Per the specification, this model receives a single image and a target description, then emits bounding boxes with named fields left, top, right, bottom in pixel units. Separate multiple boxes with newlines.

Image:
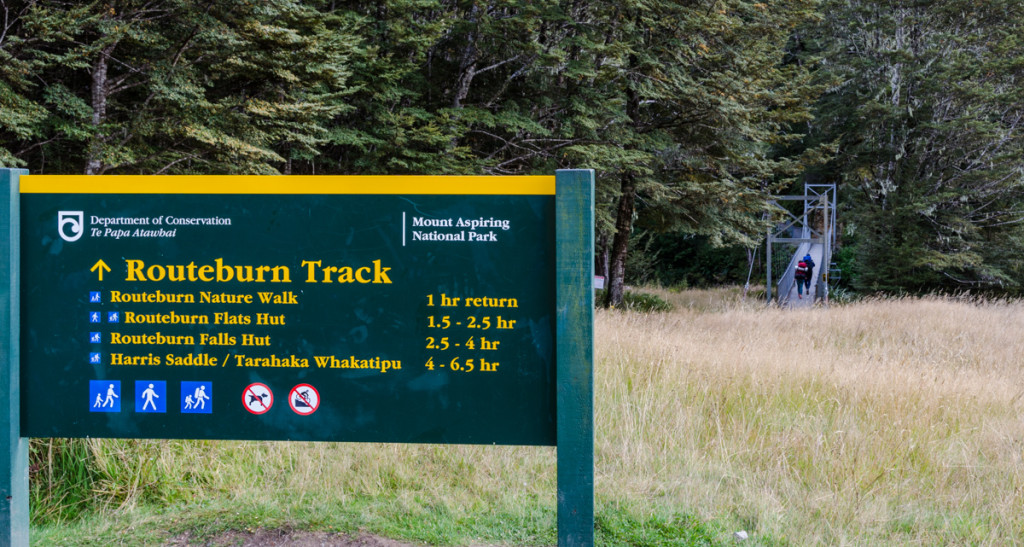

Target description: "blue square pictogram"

left=107, top=311, right=120, bottom=323
left=135, top=381, right=166, bottom=413
left=89, top=352, right=101, bottom=364
left=181, top=381, right=213, bottom=414
left=90, top=380, right=121, bottom=412
left=90, top=291, right=101, bottom=303
left=89, top=311, right=101, bottom=323
left=90, top=332, right=102, bottom=343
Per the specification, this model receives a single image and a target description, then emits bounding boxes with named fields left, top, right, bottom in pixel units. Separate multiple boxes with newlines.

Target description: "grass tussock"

left=597, top=289, right=1024, bottom=544
left=31, top=289, right=1024, bottom=545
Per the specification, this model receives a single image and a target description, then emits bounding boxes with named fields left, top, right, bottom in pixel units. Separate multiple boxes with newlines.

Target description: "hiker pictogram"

left=181, top=381, right=213, bottom=414
left=135, top=380, right=166, bottom=413
left=90, top=380, right=121, bottom=412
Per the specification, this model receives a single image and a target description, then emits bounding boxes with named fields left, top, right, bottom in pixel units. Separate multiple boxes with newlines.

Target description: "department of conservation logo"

left=58, top=211, right=84, bottom=242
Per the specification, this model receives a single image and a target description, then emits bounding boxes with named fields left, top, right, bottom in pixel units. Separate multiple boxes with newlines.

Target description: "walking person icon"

left=135, top=381, right=166, bottom=413
left=193, top=385, right=210, bottom=410
left=90, top=380, right=121, bottom=412
left=181, top=381, right=212, bottom=414
left=104, top=383, right=119, bottom=407
left=141, top=383, right=159, bottom=410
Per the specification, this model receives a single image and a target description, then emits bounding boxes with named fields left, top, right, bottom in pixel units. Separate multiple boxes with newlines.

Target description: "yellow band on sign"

left=20, top=175, right=556, bottom=195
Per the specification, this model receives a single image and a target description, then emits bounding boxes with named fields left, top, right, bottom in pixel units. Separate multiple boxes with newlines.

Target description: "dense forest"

left=2, top=0, right=1023, bottom=299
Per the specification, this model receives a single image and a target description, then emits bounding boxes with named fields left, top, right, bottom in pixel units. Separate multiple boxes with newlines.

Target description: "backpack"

left=795, top=261, right=808, bottom=278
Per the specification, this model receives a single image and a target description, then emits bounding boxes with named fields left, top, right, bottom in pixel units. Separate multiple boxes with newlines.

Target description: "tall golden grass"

left=597, top=288, right=1024, bottom=544
left=33, top=289, right=1024, bottom=545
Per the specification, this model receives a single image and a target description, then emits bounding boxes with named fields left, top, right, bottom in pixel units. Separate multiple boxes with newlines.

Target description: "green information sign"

left=20, top=175, right=557, bottom=445
left=4, top=170, right=593, bottom=546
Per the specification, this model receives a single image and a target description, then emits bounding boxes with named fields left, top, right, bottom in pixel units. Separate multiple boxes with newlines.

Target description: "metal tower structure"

left=766, top=184, right=836, bottom=306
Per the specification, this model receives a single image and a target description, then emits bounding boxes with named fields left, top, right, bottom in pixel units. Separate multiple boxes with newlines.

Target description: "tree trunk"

left=596, top=233, right=609, bottom=279
left=604, top=172, right=636, bottom=308
left=453, top=4, right=480, bottom=109
left=86, top=45, right=115, bottom=175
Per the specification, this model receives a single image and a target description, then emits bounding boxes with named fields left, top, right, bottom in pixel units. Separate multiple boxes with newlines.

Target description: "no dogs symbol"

left=243, top=383, right=273, bottom=414
left=289, top=384, right=320, bottom=416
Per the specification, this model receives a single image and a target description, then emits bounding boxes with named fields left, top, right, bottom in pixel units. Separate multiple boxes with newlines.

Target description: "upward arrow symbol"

left=90, top=260, right=111, bottom=281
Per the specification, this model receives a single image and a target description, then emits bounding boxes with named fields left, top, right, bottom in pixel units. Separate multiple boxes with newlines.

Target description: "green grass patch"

left=33, top=496, right=742, bottom=546
left=594, top=506, right=722, bottom=546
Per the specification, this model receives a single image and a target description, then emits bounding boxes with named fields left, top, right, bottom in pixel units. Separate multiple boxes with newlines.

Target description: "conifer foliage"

left=810, top=0, right=1024, bottom=291
left=1, top=0, right=357, bottom=174
left=3, top=1, right=1023, bottom=293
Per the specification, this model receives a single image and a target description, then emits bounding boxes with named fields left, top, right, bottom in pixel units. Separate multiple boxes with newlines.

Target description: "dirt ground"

left=168, top=529, right=425, bottom=547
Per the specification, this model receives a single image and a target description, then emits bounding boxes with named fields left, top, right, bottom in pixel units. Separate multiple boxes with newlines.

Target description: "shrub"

left=595, top=289, right=674, bottom=312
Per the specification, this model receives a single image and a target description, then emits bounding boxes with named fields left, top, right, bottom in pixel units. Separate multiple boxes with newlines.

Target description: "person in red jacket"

left=794, top=260, right=808, bottom=299
left=802, top=253, right=816, bottom=294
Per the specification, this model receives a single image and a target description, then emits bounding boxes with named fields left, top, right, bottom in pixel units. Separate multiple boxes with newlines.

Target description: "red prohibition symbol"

left=243, top=383, right=273, bottom=414
left=289, top=383, right=320, bottom=415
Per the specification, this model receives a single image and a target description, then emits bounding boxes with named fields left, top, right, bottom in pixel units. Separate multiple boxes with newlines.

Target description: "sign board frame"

left=0, top=168, right=593, bottom=546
